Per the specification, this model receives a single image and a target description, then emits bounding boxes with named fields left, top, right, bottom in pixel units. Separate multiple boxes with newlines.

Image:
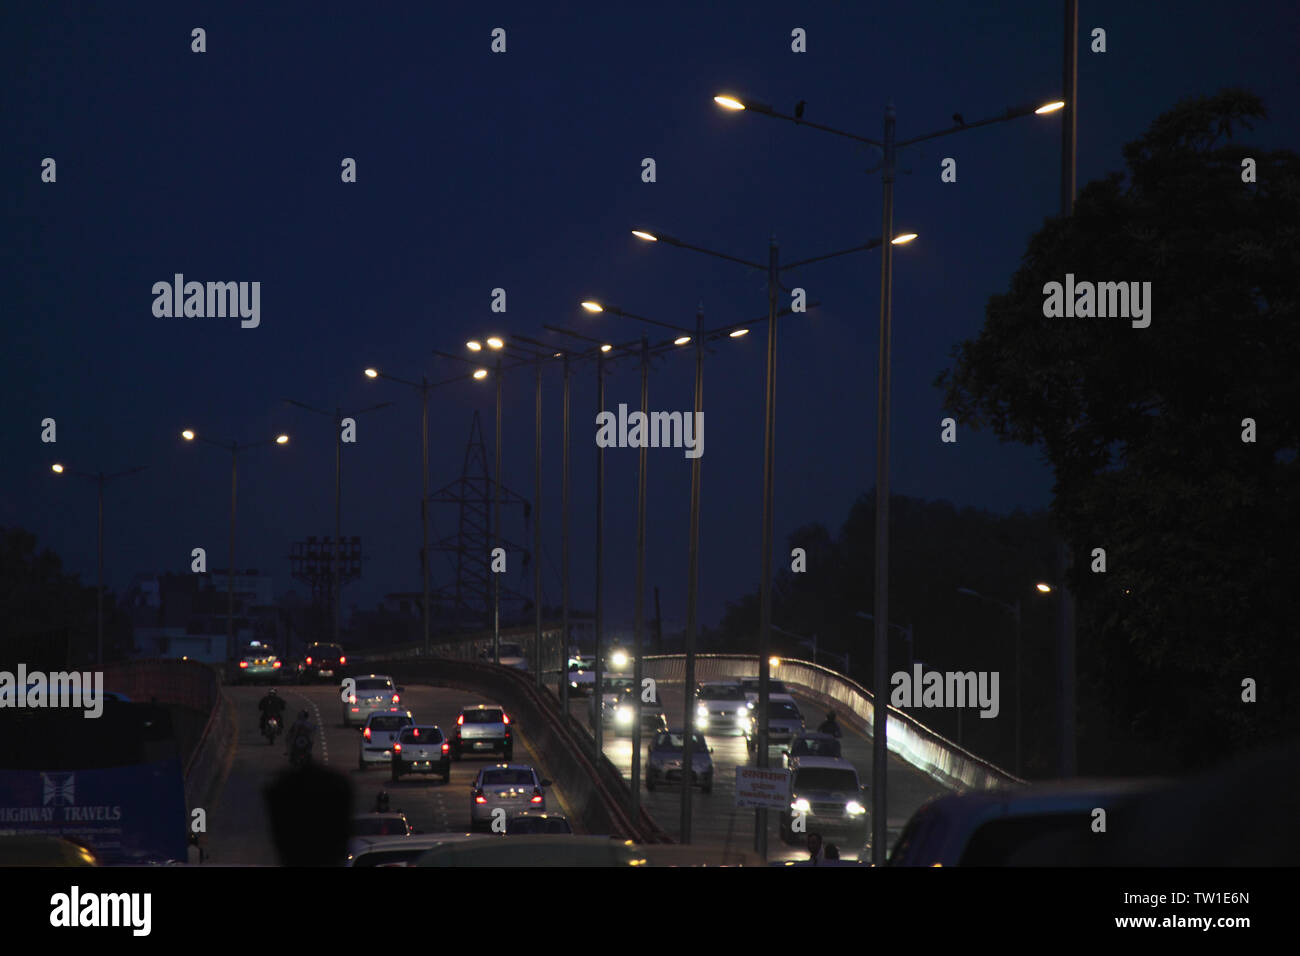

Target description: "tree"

left=936, top=90, right=1300, bottom=772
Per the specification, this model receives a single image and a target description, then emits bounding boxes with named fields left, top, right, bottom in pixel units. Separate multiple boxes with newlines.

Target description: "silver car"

left=470, top=764, right=552, bottom=833
left=745, top=698, right=806, bottom=754
left=646, top=730, right=714, bottom=793
left=694, top=681, right=750, bottom=735
left=342, top=674, right=402, bottom=728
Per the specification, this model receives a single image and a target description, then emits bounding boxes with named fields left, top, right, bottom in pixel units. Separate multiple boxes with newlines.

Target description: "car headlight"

left=791, top=798, right=811, bottom=813
left=735, top=712, right=749, bottom=724
left=696, top=704, right=708, bottom=718
left=746, top=700, right=755, bottom=709
left=615, top=707, right=633, bottom=725
left=846, top=800, right=866, bottom=815
left=611, top=651, right=629, bottom=669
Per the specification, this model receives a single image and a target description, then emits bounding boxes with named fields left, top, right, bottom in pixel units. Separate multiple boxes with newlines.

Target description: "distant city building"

left=124, top=568, right=277, bottom=662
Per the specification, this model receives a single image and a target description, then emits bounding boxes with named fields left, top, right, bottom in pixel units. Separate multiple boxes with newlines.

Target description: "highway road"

left=572, top=683, right=952, bottom=863
left=205, top=681, right=577, bottom=865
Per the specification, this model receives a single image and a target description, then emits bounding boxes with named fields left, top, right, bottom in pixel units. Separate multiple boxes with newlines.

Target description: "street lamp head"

left=1035, top=100, right=1066, bottom=114
left=473, top=368, right=489, bottom=380
left=182, top=429, right=195, bottom=441
left=275, top=434, right=289, bottom=445
left=466, top=340, right=483, bottom=351
left=891, top=233, right=918, bottom=245
left=769, top=656, right=780, bottom=668
left=52, top=463, right=64, bottom=473
left=631, top=230, right=658, bottom=242
left=714, top=94, right=746, bottom=111
left=600, top=343, right=613, bottom=352
left=673, top=336, right=691, bottom=346
left=486, top=337, right=504, bottom=350
left=1036, top=582, right=1053, bottom=593
left=581, top=301, right=604, bottom=313
left=364, top=367, right=379, bottom=378
left=728, top=328, right=749, bottom=338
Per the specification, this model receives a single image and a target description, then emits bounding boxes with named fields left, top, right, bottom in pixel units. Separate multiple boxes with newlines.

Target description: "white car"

left=470, top=764, right=551, bottom=832
left=342, top=674, right=402, bottom=727
left=646, top=729, right=714, bottom=793
left=694, top=681, right=751, bottom=735
left=358, top=711, right=414, bottom=769
left=781, top=756, right=869, bottom=848
left=346, top=833, right=476, bottom=867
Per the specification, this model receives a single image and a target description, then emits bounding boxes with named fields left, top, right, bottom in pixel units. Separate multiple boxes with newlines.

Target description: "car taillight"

left=457, top=715, right=464, bottom=725
left=239, top=661, right=248, bottom=668
left=473, top=790, right=486, bottom=804
left=392, top=694, right=400, bottom=703
left=530, top=789, right=543, bottom=804
left=363, top=727, right=371, bottom=740
left=393, top=742, right=401, bottom=753
left=348, top=693, right=356, bottom=703
left=502, top=713, right=510, bottom=725
left=441, top=742, right=449, bottom=753
left=339, top=657, right=346, bottom=665
left=273, top=661, right=281, bottom=668
left=305, top=656, right=312, bottom=665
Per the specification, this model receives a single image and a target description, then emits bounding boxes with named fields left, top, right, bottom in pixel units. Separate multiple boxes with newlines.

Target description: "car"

left=781, top=756, right=870, bottom=848
left=566, top=655, right=598, bottom=696
left=694, top=681, right=750, bottom=735
left=478, top=641, right=528, bottom=670
left=358, top=711, right=415, bottom=770
left=646, top=729, right=714, bottom=793
left=0, top=835, right=100, bottom=867
left=738, top=677, right=797, bottom=707
left=296, top=642, right=347, bottom=683
left=783, top=731, right=843, bottom=768
left=416, top=834, right=645, bottom=867
left=235, top=642, right=282, bottom=684
left=470, top=764, right=551, bottom=832
left=391, top=724, right=451, bottom=783
left=341, top=674, right=402, bottom=727
left=885, top=779, right=1164, bottom=867
left=744, top=698, right=806, bottom=754
left=589, top=675, right=635, bottom=727
left=610, top=694, right=668, bottom=737
left=504, top=812, right=572, bottom=835
left=451, top=704, right=513, bottom=761
left=346, top=813, right=415, bottom=860
left=345, top=833, right=477, bottom=867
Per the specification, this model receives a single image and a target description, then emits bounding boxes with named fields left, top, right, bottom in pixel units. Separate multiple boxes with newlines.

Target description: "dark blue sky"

left=4, top=2, right=1297, bottom=634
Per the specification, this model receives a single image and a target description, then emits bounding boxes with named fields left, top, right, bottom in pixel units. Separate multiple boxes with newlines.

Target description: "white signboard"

left=733, top=766, right=791, bottom=811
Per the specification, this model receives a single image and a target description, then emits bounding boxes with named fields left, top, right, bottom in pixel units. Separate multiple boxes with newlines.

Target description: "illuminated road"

left=205, top=681, right=576, bottom=864
left=572, top=683, right=952, bottom=863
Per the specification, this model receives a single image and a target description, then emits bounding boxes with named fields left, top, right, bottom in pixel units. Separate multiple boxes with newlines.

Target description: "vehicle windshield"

left=482, top=770, right=536, bottom=786
left=309, top=645, right=343, bottom=658
left=356, top=678, right=393, bottom=693
left=698, top=684, right=746, bottom=701
left=568, top=657, right=595, bottom=670
left=794, top=768, right=859, bottom=792
left=462, top=709, right=504, bottom=724
left=794, top=737, right=841, bottom=757
left=653, top=732, right=708, bottom=752
left=351, top=816, right=408, bottom=836
left=368, top=715, right=412, bottom=732
left=399, top=727, right=442, bottom=744
left=769, top=701, right=802, bottom=719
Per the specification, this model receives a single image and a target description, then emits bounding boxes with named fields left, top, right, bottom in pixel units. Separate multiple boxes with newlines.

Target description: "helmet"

left=268, top=688, right=278, bottom=696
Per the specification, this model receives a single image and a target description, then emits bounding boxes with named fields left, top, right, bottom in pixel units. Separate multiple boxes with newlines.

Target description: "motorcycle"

left=288, top=733, right=313, bottom=768
left=263, top=714, right=282, bottom=745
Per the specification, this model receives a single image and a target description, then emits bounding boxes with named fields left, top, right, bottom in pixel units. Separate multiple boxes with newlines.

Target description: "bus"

left=0, top=699, right=188, bottom=864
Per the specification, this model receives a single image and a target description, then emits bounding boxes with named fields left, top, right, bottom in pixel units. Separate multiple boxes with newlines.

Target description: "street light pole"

left=631, top=334, right=650, bottom=818
left=229, top=445, right=238, bottom=652
left=96, top=476, right=104, bottom=666
left=421, top=380, right=430, bottom=654
left=561, top=353, right=571, bottom=709
left=533, top=360, right=543, bottom=689
left=755, top=236, right=780, bottom=858
left=333, top=408, right=342, bottom=644
left=593, top=347, right=606, bottom=757
left=681, top=304, right=704, bottom=844
left=493, top=356, right=503, bottom=665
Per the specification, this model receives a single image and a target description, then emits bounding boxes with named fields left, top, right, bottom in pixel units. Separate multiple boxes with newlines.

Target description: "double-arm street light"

left=50, top=463, right=147, bottom=666
left=363, top=366, right=485, bottom=655
left=180, top=428, right=290, bottom=653
left=283, top=398, right=393, bottom=646
left=715, top=89, right=1063, bottom=862
left=631, top=225, right=908, bottom=858
left=957, top=583, right=1053, bottom=778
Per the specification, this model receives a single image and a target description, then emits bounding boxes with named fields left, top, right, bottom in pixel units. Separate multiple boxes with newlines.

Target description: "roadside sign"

left=734, top=766, right=791, bottom=811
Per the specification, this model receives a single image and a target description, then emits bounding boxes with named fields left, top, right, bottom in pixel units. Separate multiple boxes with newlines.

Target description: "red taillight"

left=530, top=789, right=543, bottom=804
left=305, top=656, right=312, bottom=665
left=441, top=742, right=449, bottom=753
left=473, top=790, right=486, bottom=804
left=339, top=656, right=346, bottom=665
left=392, top=694, right=400, bottom=704
left=348, top=694, right=356, bottom=704
left=239, top=661, right=248, bottom=668
left=502, top=713, right=510, bottom=725
left=272, top=660, right=281, bottom=668
left=457, top=715, right=464, bottom=726
left=363, top=727, right=371, bottom=740
left=393, top=742, right=401, bottom=753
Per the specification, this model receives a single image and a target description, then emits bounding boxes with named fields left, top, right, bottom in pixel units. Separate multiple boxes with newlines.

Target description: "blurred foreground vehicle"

left=0, top=835, right=99, bottom=866
left=416, top=835, right=645, bottom=866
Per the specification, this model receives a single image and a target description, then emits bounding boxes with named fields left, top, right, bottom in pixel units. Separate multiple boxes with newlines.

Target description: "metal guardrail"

left=640, top=654, right=1022, bottom=791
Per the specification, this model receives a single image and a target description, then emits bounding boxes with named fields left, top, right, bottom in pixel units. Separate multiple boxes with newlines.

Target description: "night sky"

left=4, top=2, right=1297, bottom=634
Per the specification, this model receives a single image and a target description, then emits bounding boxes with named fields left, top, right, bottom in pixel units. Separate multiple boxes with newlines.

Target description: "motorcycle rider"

left=259, top=688, right=286, bottom=735
left=283, top=707, right=313, bottom=759
left=818, top=710, right=842, bottom=739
